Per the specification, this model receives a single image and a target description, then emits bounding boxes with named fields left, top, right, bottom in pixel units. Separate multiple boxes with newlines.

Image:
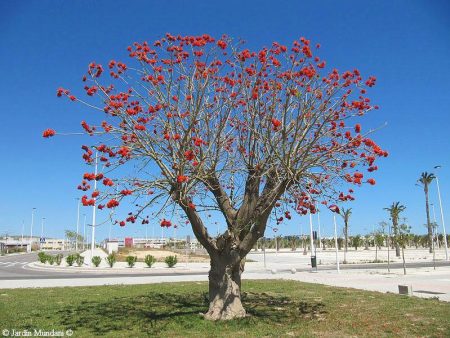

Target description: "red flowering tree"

left=47, top=34, right=386, bottom=320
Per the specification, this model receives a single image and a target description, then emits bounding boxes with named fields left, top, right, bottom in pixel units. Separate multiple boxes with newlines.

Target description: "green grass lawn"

left=0, top=280, right=449, bottom=337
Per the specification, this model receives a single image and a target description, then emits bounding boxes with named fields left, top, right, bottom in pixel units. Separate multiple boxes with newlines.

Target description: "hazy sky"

left=1, top=0, right=450, bottom=241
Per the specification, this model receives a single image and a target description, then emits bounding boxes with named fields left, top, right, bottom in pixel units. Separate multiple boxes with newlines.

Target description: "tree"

left=351, top=235, right=363, bottom=250
left=65, top=230, right=84, bottom=249
left=418, top=172, right=435, bottom=253
left=374, top=231, right=384, bottom=261
left=46, top=34, right=386, bottom=320
left=340, top=208, right=352, bottom=263
left=384, top=202, right=406, bottom=257
left=395, top=221, right=411, bottom=275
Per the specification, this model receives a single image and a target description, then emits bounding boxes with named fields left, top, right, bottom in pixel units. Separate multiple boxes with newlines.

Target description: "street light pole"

left=82, top=214, right=86, bottom=250
left=309, top=212, right=315, bottom=270
left=75, top=198, right=80, bottom=251
left=431, top=203, right=439, bottom=249
left=434, top=166, right=449, bottom=261
left=21, top=220, right=25, bottom=247
left=91, top=152, right=98, bottom=257
left=29, top=208, right=36, bottom=252
left=333, top=214, right=340, bottom=273
left=40, top=217, right=45, bottom=250
left=316, top=203, right=322, bottom=249
left=40, top=217, right=45, bottom=238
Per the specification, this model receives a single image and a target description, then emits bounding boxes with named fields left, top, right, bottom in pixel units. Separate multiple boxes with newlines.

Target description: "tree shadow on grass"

left=55, top=291, right=327, bottom=336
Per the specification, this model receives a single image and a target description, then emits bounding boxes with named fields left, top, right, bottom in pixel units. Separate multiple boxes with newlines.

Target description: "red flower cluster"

left=184, top=150, right=195, bottom=161
left=329, top=205, right=340, bottom=214
left=81, top=195, right=95, bottom=206
left=107, top=199, right=119, bottom=208
left=42, top=129, right=56, bottom=138
left=177, top=175, right=188, bottom=183
left=160, top=219, right=172, bottom=227
left=103, top=178, right=114, bottom=186
left=271, top=118, right=282, bottom=131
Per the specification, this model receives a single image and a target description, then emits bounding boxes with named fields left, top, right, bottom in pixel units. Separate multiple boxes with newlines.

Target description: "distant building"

left=41, top=238, right=66, bottom=251
left=100, top=236, right=201, bottom=250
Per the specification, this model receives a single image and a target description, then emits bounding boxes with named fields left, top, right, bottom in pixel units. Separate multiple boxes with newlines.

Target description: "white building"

left=40, top=238, right=66, bottom=251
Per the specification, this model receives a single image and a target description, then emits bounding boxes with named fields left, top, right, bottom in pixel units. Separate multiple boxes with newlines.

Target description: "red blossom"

left=42, top=129, right=56, bottom=138
left=106, top=199, right=119, bottom=208
left=160, top=219, right=172, bottom=227
left=271, top=118, right=282, bottom=131
left=217, top=40, right=227, bottom=50
left=184, top=150, right=195, bottom=161
left=329, top=205, right=340, bottom=214
left=177, top=175, right=188, bottom=183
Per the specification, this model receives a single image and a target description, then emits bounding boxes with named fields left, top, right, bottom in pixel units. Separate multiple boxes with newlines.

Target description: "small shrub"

left=144, top=254, right=156, bottom=268
left=47, top=256, right=55, bottom=265
left=66, top=254, right=75, bottom=266
left=106, top=253, right=116, bottom=268
left=75, top=254, right=84, bottom=267
left=55, top=254, right=63, bottom=266
left=92, top=256, right=102, bottom=267
left=165, top=255, right=177, bottom=268
left=37, top=252, right=48, bottom=263
left=126, top=255, right=137, bottom=268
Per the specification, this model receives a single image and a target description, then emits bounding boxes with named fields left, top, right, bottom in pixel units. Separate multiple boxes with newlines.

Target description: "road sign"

left=40, top=237, right=45, bottom=243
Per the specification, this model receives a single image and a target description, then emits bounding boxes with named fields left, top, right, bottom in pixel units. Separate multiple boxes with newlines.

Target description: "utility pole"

left=90, top=151, right=98, bottom=257
left=29, top=208, right=36, bottom=252
left=333, top=214, right=340, bottom=273
left=434, top=167, right=449, bottom=261
left=75, top=198, right=80, bottom=251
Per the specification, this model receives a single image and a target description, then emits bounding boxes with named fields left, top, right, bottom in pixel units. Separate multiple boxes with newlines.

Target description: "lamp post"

left=309, top=212, right=315, bottom=271
left=430, top=204, right=436, bottom=270
left=40, top=217, right=45, bottom=239
left=316, top=203, right=322, bottom=249
left=333, top=214, right=340, bottom=273
left=29, top=207, right=36, bottom=252
left=75, top=198, right=80, bottom=251
left=82, top=214, right=86, bottom=250
left=21, top=220, right=25, bottom=247
left=431, top=203, right=439, bottom=249
left=434, top=166, right=449, bottom=261
left=90, top=152, right=99, bottom=257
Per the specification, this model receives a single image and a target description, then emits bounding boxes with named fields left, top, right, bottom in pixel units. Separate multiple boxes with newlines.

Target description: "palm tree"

left=418, top=172, right=435, bottom=253
left=340, top=208, right=352, bottom=264
left=384, top=202, right=406, bottom=257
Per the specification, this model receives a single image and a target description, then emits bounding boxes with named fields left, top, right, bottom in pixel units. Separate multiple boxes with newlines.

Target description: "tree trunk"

left=424, top=187, right=433, bottom=253
left=204, top=253, right=246, bottom=321
left=393, top=221, right=401, bottom=257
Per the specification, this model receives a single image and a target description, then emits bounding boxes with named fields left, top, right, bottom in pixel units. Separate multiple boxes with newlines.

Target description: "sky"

left=1, top=0, right=450, bottom=242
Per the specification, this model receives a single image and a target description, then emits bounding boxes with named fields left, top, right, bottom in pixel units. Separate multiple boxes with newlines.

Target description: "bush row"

left=38, top=252, right=177, bottom=268
left=37, top=252, right=63, bottom=265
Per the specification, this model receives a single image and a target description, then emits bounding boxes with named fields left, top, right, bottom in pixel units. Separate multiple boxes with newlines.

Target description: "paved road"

left=1, top=252, right=449, bottom=281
